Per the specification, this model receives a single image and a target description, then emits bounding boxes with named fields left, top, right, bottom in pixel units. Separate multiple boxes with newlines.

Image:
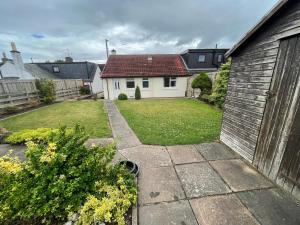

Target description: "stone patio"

left=106, top=100, right=300, bottom=225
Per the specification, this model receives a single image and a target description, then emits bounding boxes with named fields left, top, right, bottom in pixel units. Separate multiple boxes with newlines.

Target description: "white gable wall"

left=103, top=76, right=188, bottom=100
left=91, top=66, right=103, bottom=93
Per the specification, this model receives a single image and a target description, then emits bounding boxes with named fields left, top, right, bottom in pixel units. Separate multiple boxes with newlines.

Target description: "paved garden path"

left=106, top=100, right=300, bottom=225
left=105, top=100, right=141, bottom=150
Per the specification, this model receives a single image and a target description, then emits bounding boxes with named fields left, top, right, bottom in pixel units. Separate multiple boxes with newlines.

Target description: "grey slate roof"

left=34, top=62, right=98, bottom=81
left=24, top=64, right=58, bottom=79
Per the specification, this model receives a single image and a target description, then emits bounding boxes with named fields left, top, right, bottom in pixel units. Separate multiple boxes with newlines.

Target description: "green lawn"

left=115, top=99, right=223, bottom=145
left=0, top=100, right=111, bottom=138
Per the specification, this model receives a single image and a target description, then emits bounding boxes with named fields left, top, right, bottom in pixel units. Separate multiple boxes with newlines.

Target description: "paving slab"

left=105, top=100, right=141, bottom=150
left=211, top=159, right=273, bottom=192
left=237, top=188, right=300, bottom=225
left=190, top=194, right=260, bottom=225
left=138, top=166, right=185, bottom=204
left=175, top=162, right=231, bottom=198
left=119, top=145, right=172, bottom=168
left=167, top=145, right=205, bottom=164
left=194, top=142, right=239, bottom=160
left=0, top=144, right=26, bottom=161
left=139, top=200, right=198, bottom=225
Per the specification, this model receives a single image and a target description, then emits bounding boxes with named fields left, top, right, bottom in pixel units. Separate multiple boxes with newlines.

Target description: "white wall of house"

left=91, top=66, right=103, bottom=93
left=103, top=76, right=188, bottom=100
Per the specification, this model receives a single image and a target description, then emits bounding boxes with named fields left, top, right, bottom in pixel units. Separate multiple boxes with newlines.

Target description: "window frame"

left=164, top=77, right=177, bottom=88
left=142, top=77, right=149, bottom=88
left=52, top=66, right=60, bottom=73
left=217, top=54, right=223, bottom=63
left=126, top=78, right=135, bottom=89
left=198, top=54, right=206, bottom=63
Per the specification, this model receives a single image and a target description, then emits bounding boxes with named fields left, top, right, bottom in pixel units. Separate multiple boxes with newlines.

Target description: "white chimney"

left=10, top=42, right=25, bottom=71
left=111, top=49, right=116, bottom=55
left=2, top=52, right=8, bottom=63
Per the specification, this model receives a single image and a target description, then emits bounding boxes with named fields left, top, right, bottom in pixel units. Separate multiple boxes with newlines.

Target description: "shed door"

left=254, top=35, right=300, bottom=181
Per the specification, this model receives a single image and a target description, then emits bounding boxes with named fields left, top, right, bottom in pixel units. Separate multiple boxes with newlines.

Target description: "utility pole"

left=105, top=39, right=109, bottom=59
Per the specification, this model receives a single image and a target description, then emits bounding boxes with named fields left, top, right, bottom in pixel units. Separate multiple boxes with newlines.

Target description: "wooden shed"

left=221, top=0, right=300, bottom=200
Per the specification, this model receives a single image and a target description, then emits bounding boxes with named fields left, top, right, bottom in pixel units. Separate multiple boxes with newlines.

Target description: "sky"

left=0, top=0, right=278, bottom=63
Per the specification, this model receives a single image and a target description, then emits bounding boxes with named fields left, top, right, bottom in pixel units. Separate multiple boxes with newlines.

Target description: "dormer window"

left=52, top=66, right=60, bottom=73
left=198, top=54, right=206, bottom=62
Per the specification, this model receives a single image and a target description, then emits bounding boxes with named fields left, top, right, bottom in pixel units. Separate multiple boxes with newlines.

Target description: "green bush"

left=79, top=86, right=91, bottom=95
left=6, top=128, right=57, bottom=145
left=211, top=59, right=231, bottom=108
left=135, top=86, right=141, bottom=100
left=118, top=93, right=128, bottom=100
left=35, top=79, right=56, bottom=104
left=0, top=125, right=137, bottom=224
left=192, top=73, right=212, bottom=96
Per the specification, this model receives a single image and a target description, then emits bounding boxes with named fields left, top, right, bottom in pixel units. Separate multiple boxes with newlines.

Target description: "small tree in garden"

left=192, top=72, right=212, bottom=96
left=135, top=85, right=141, bottom=100
left=35, top=79, right=56, bottom=104
left=210, top=59, right=231, bottom=108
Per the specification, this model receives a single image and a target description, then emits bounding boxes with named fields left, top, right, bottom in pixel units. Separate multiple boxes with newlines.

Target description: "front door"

left=254, top=35, right=300, bottom=183
left=113, top=79, right=120, bottom=99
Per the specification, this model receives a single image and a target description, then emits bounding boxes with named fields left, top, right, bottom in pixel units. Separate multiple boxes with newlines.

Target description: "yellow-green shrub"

left=79, top=175, right=137, bottom=225
left=6, top=128, right=56, bottom=144
left=0, top=125, right=137, bottom=224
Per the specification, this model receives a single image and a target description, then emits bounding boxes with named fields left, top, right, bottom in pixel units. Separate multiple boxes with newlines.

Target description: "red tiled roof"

left=101, top=54, right=189, bottom=78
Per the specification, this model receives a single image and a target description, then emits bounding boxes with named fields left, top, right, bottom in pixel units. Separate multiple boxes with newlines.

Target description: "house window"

left=52, top=66, right=60, bottom=73
left=143, top=78, right=149, bottom=88
left=217, top=54, right=223, bottom=63
left=126, top=79, right=135, bottom=88
left=198, top=54, right=206, bottom=62
left=164, top=77, right=176, bottom=87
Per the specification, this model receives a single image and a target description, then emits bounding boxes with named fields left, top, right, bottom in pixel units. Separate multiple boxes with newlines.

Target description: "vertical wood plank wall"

left=220, top=1, right=300, bottom=162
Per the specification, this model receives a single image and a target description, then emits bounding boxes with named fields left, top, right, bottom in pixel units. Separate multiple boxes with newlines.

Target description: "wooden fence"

left=0, top=79, right=83, bottom=113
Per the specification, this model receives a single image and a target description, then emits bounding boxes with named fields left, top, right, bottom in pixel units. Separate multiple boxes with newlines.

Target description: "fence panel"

left=0, top=79, right=83, bottom=114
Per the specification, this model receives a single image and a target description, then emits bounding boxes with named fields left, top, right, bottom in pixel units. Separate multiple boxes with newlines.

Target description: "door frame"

left=113, top=79, right=121, bottom=99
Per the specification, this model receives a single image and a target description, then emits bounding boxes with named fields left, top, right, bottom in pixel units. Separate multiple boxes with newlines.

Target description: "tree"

left=210, top=58, right=231, bottom=108
left=135, top=86, right=141, bottom=100
left=191, top=72, right=212, bottom=96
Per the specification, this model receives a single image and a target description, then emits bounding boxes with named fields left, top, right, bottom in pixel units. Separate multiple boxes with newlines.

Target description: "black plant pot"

left=119, top=160, right=139, bottom=177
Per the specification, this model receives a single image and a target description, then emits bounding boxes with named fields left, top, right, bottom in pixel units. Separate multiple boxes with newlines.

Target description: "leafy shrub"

left=118, top=93, right=128, bottom=100
left=135, top=86, right=141, bottom=100
left=3, top=105, right=18, bottom=114
left=79, top=86, right=91, bottom=95
left=6, top=128, right=57, bottom=145
left=211, top=59, right=231, bottom=108
left=192, top=72, right=212, bottom=96
left=35, top=79, right=56, bottom=104
left=0, top=125, right=137, bottom=225
left=79, top=168, right=137, bottom=225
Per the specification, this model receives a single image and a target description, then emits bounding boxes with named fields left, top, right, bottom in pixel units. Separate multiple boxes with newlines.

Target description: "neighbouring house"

left=35, top=61, right=103, bottom=94
left=181, top=48, right=228, bottom=97
left=0, top=42, right=33, bottom=79
left=101, top=53, right=189, bottom=100
left=221, top=0, right=300, bottom=200
left=0, top=42, right=103, bottom=94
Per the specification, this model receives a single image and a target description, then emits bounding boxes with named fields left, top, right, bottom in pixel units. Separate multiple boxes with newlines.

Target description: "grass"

left=115, top=98, right=223, bottom=145
left=0, top=100, right=111, bottom=138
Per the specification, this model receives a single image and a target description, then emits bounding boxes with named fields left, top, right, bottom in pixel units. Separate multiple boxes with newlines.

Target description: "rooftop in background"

left=101, top=54, right=188, bottom=78
left=181, top=48, right=229, bottom=73
left=34, top=61, right=98, bottom=81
